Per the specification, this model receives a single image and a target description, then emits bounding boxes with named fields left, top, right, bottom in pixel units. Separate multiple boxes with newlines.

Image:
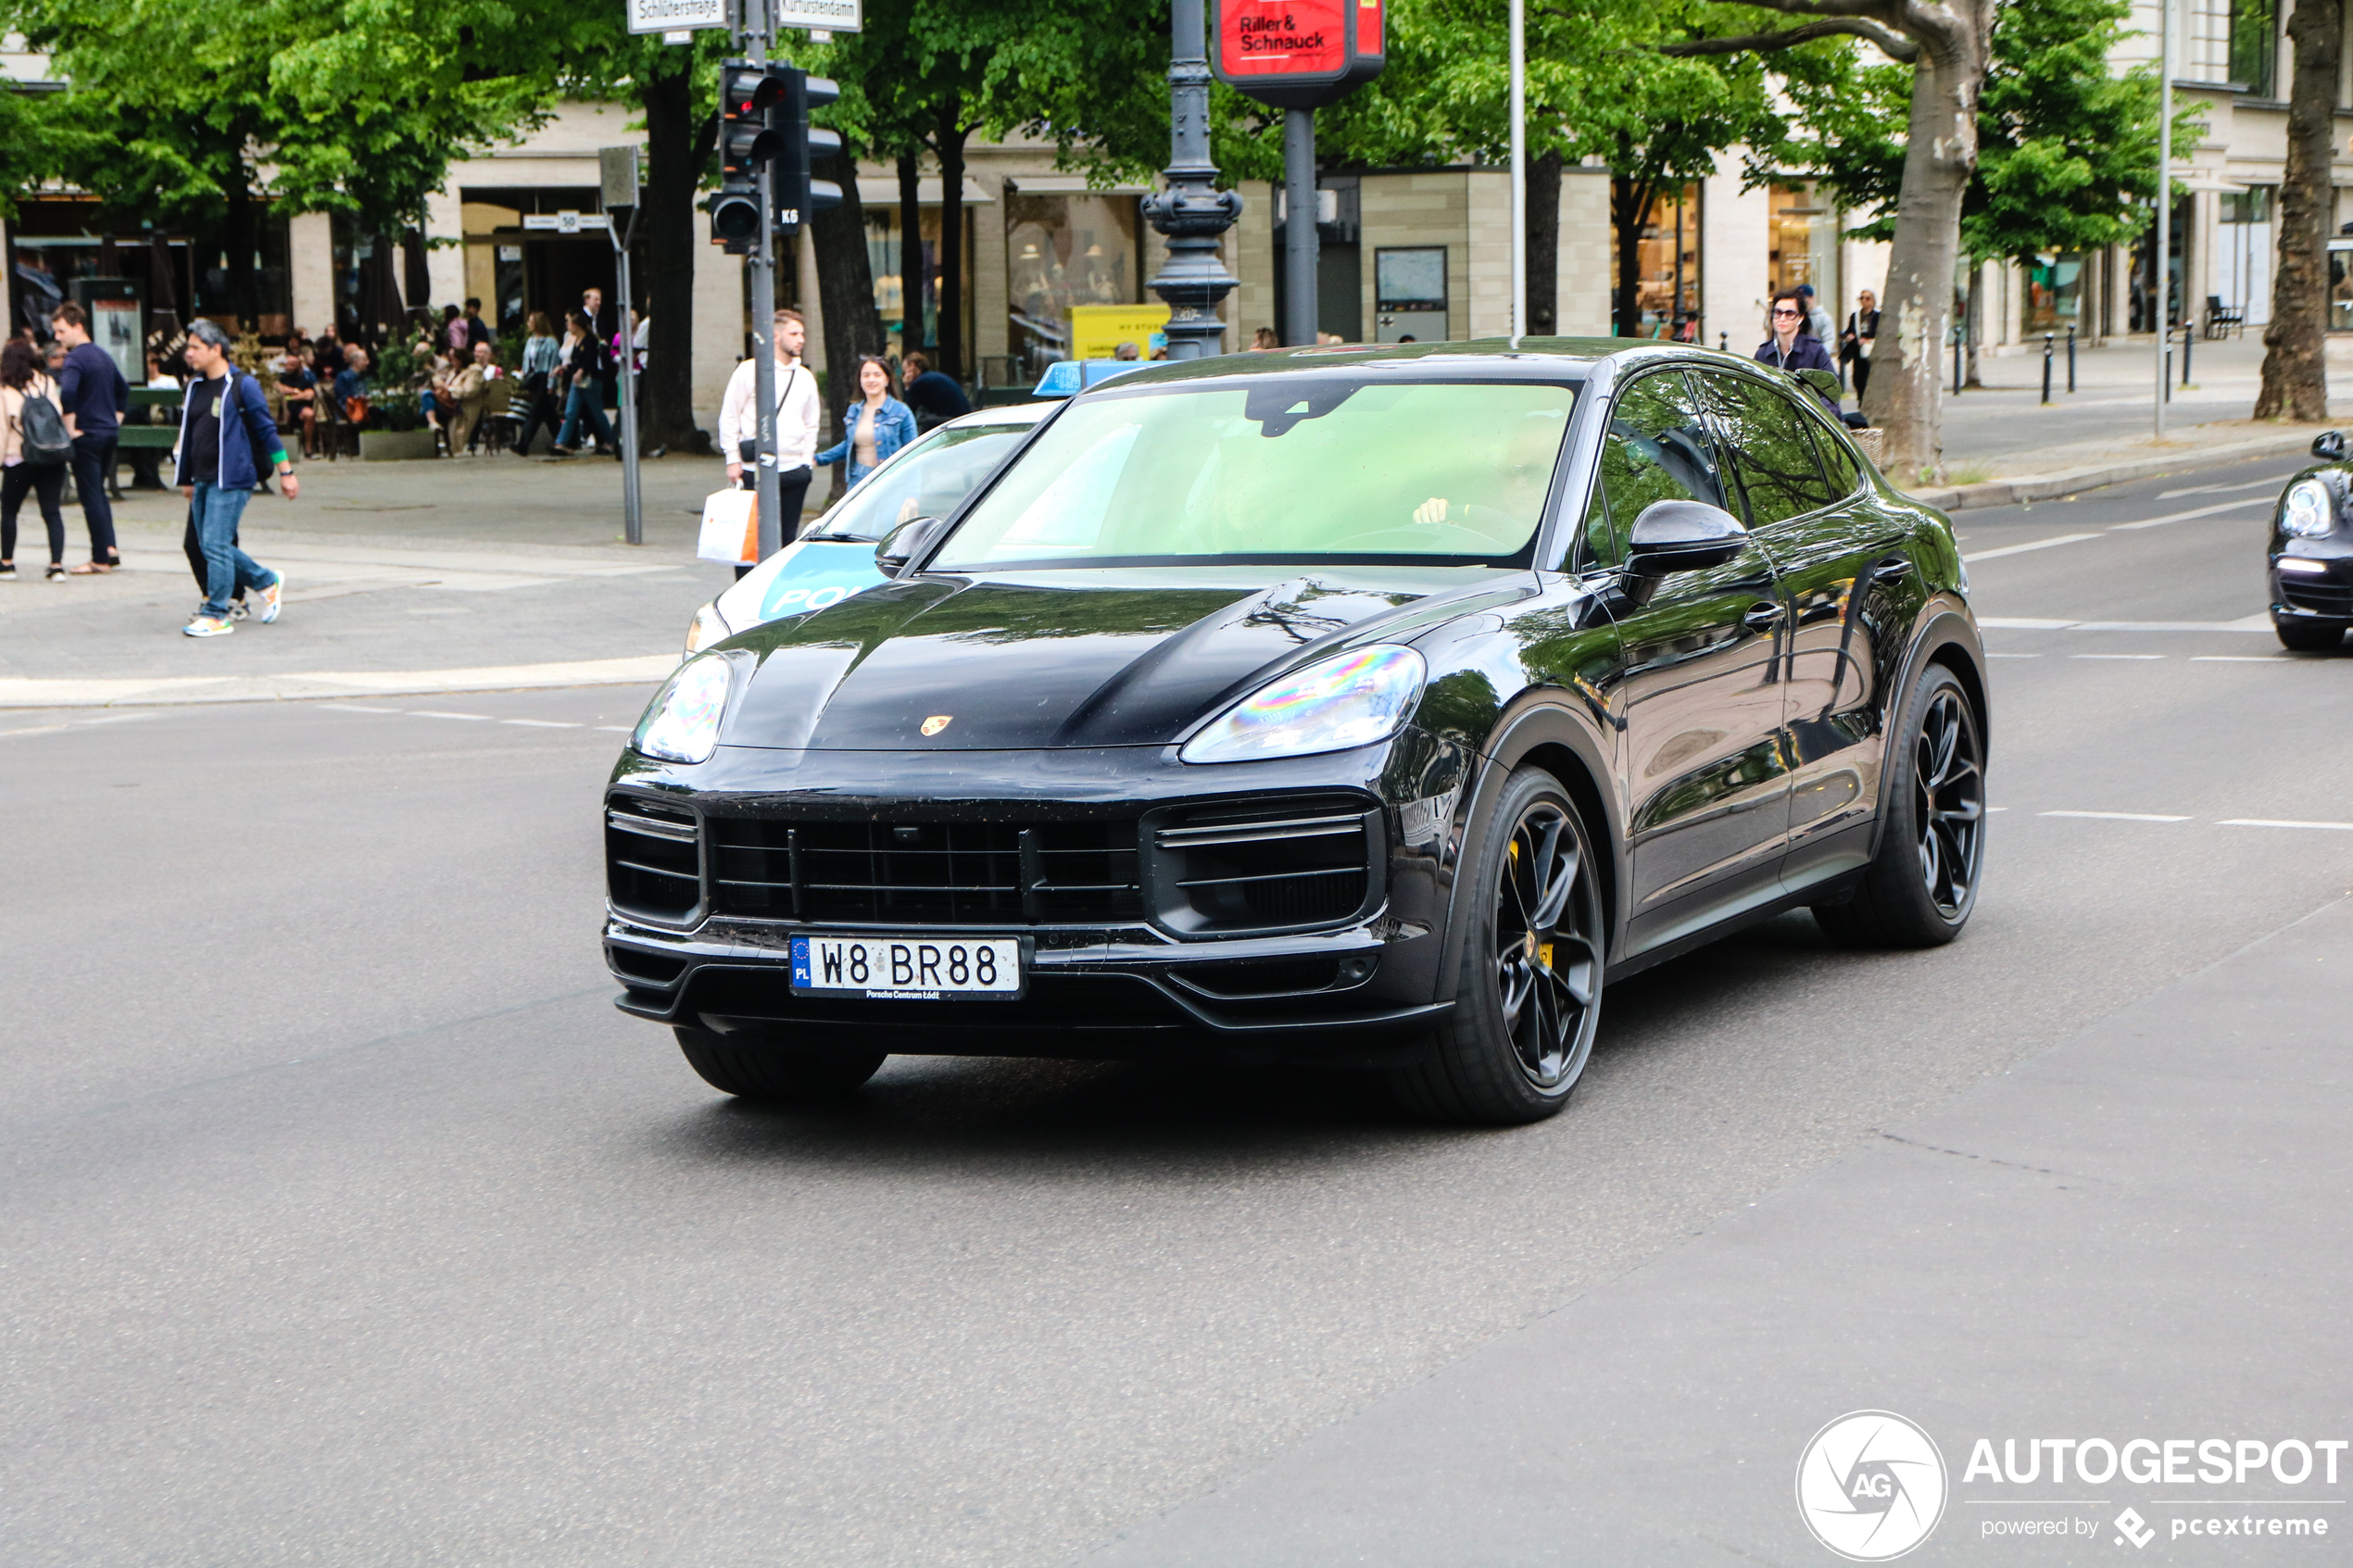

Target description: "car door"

left=1594, top=368, right=1794, bottom=955
left=1697, top=370, right=1908, bottom=883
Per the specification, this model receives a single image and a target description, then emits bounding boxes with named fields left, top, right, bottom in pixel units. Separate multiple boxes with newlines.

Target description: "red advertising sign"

left=1212, top=0, right=1383, bottom=108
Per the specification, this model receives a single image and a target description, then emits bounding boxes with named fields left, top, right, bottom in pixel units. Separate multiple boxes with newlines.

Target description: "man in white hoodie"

left=717, top=308, right=822, bottom=553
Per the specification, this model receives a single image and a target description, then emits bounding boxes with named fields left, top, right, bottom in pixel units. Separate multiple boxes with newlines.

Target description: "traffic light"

left=707, top=61, right=788, bottom=254
left=773, top=69, right=844, bottom=236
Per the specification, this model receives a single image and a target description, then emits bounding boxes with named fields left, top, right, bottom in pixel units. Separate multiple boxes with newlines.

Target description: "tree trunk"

left=2257, top=0, right=2340, bottom=420
left=933, top=101, right=968, bottom=382
left=639, top=58, right=711, bottom=451
left=812, top=144, right=887, bottom=498
left=1526, top=148, right=1562, bottom=335
left=1610, top=170, right=1655, bottom=337
left=899, top=153, right=924, bottom=357
left=1862, top=25, right=1986, bottom=482
left=401, top=227, right=431, bottom=320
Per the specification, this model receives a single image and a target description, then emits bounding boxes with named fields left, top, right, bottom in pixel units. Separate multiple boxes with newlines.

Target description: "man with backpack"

left=173, top=320, right=297, bottom=638
left=49, top=302, right=126, bottom=572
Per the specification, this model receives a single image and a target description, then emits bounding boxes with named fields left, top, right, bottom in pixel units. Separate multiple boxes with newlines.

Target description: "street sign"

left=522, top=212, right=610, bottom=232
left=774, top=0, right=861, bottom=31
left=1211, top=0, right=1383, bottom=108
left=626, top=0, right=726, bottom=32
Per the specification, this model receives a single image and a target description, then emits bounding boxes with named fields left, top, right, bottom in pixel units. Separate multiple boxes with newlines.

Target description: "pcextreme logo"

left=1797, top=1411, right=1950, bottom=1561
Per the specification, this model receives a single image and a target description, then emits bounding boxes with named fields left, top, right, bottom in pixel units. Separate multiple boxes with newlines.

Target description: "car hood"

left=721, top=566, right=1529, bottom=751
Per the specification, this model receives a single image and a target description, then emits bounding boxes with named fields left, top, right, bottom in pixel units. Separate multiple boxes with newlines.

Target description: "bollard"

left=2164, top=344, right=2171, bottom=401
left=2042, top=332, right=2054, bottom=405
left=2067, top=324, right=2076, bottom=393
left=2181, top=322, right=2193, bottom=386
left=1719, top=332, right=1728, bottom=353
left=1952, top=327, right=1963, bottom=395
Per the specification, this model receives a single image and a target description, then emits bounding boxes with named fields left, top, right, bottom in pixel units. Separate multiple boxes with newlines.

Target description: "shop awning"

left=853, top=176, right=997, bottom=207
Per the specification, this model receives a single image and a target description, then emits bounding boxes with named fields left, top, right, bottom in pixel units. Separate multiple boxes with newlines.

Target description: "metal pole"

left=2155, top=0, right=2171, bottom=436
left=1282, top=109, right=1317, bottom=346
left=2181, top=320, right=2192, bottom=385
left=1508, top=0, right=1526, bottom=341
left=613, top=218, right=643, bottom=545
left=1142, top=0, right=1241, bottom=358
left=750, top=44, right=784, bottom=557
left=1953, top=325, right=1963, bottom=396
left=2068, top=323, right=2076, bottom=392
left=2042, top=331, right=2053, bottom=405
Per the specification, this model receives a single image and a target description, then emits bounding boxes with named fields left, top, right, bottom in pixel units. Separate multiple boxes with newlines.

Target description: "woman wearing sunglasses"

left=1756, top=289, right=1840, bottom=410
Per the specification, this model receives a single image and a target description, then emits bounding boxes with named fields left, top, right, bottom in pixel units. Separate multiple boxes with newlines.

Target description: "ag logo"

left=1795, top=1411, right=1947, bottom=1561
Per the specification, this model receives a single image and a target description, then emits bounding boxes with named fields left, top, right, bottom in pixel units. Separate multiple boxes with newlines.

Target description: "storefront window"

left=1768, top=182, right=1839, bottom=311
left=1004, top=191, right=1141, bottom=380
left=1611, top=184, right=1700, bottom=336
left=2023, top=255, right=2082, bottom=333
left=2329, top=242, right=2353, bottom=333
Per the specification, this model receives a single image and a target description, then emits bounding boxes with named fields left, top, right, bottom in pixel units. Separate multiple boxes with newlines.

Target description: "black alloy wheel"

left=1391, top=767, right=1605, bottom=1124
left=1813, top=663, right=1984, bottom=948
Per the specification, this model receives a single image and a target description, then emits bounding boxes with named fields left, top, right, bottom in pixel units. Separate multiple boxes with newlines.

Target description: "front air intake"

left=606, top=796, right=702, bottom=924
left=1148, top=795, right=1382, bottom=935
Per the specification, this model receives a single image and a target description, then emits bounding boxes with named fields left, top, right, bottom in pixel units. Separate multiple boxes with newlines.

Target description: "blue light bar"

left=1032, top=359, right=1153, bottom=397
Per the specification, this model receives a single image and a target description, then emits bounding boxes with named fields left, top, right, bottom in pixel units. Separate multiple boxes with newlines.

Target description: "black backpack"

left=17, top=385, right=69, bottom=467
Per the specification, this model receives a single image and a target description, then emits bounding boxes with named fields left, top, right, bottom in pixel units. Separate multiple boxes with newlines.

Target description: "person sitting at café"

left=277, top=346, right=320, bottom=458
left=333, top=345, right=372, bottom=422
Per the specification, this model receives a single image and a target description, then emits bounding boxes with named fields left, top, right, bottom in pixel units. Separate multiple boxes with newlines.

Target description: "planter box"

left=360, top=429, right=438, bottom=461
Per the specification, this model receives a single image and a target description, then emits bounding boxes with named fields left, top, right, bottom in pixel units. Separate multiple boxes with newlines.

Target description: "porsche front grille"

left=1150, top=797, right=1380, bottom=935
left=706, top=819, right=1145, bottom=926
left=606, top=798, right=701, bottom=922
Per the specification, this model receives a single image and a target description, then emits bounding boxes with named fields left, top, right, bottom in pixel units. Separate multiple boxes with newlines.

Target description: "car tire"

left=2272, top=613, right=2348, bottom=653
left=1390, top=767, right=1606, bottom=1126
left=1812, top=663, right=1985, bottom=949
left=674, top=1026, right=887, bottom=1100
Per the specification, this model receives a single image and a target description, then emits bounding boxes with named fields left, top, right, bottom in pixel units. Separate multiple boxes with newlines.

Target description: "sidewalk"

left=1082, top=894, right=2353, bottom=1566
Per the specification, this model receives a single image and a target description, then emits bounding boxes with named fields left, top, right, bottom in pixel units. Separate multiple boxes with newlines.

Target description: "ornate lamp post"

left=1143, top=0, right=1243, bottom=360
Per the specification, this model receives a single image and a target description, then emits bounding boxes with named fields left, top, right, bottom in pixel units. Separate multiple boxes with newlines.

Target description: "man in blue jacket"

left=49, top=302, right=127, bottom=572
left=174, top=320, right=299, bottom=638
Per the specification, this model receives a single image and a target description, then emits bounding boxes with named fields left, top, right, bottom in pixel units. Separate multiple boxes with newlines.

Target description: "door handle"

left=1743, top=601, right=1787, bottom=633
left=1870, top=557, right=1914, bottom=584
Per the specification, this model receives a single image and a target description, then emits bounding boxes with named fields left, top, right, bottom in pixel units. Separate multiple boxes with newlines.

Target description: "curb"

left=1901, top=426, right=2329, bottom=511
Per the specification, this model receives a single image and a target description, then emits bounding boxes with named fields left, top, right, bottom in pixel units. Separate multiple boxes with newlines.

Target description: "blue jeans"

left=192, top=483, right=276, bottom=619
left=556, top=382, right=614, bottom=450
left=69, top=434, right=119, bottom=564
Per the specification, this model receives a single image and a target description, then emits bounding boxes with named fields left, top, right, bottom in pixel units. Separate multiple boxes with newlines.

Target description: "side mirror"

left=2312, top=431, right=2347, bottom=462
left=1625, top=499, right=1748, bottom=579
left=875, top=515, right=946, bottom=575
left=1793, top=367, right=1842, bottom=404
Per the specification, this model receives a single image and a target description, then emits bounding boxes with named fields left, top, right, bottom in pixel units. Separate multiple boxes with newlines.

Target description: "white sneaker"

left=258, top=570, right=285, bottom=624
left=182, top=615, right=234, bottom=638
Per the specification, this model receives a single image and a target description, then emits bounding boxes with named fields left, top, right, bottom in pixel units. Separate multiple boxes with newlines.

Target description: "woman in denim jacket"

left=815, top=357, right=918, bottom=486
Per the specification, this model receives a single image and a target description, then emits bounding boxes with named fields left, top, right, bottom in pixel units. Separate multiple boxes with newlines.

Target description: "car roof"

left=1066, top=337, right=1759, bottom=394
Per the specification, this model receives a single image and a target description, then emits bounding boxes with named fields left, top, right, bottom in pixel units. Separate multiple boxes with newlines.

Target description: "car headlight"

left=1180, top=644, right=1427, bottom=764
left=633, top=653, right=735, bottom=764
left=682, top=600, right=732, bottom=659
left=2283, top=478, right=2336, bottom=538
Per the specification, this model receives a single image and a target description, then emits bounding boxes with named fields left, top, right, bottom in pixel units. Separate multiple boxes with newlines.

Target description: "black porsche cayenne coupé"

left=604, top=340, right=1989, bottom=1123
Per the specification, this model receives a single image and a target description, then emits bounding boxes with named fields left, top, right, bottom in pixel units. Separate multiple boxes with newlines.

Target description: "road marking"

left=2071, top=653, right=2164, bottom=660
left=2109, top=495, right=2271, bottom=530
left=595, top=725, right=632, bottom=733
left=0, top=711, right=160, bottom=740
left=1961, top=533, right=2106, bottom=562
left=1986, top=652, right=2042, bottom=659
left=501, top=718, right=582, bottom=728
left=2156, top=476, right=2294, bottom=500
left=1977, top=615, right=2273, bottom=633
left=2040, top=810, right=2192, bottom=822
left=322, top=703, right=406, bottom=713
left=2217, top=818, right=2353, bottom=832
left=407, top=710, right=493, bottom=721
left=2191, top=654, right=2289, bottom=662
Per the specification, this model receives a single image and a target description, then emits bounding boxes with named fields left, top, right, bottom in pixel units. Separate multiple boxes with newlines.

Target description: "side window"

left=1802, top=408, right=1865, bottom=496
left=1595, top=371, right=1727, bottom=549
left=1576, top=480, right=1618, bottom=568
left=1699, top=373, right=1837, bottom=527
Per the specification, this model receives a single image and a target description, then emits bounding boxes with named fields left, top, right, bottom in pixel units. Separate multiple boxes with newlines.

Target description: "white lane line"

left=595, top=725, right=632, bottom=733
left=2217, top=818, right=2353, bottom=832
left=2191, top=654, right=2289, bottom=662
left=2040, top=810, right=2192, bottom=822
left=407, top=710, right=493, bottom=721
left=501, top=718, right=583, bottom=729
left=322, top=703, right=406, bottom=714
left=2157, top=477, right=2294, bottom=500
left=2071, top=653, right=2165, bottom=660
left=1976, top=616, right=2273, bottom=633
left=1962, top=533, right=2106, bottom=562
left=2109, top=495, right=2272, bottom=530
left=0, top=711, right=160, bottom=740
left=1986, top=652, right=2042, bottom=659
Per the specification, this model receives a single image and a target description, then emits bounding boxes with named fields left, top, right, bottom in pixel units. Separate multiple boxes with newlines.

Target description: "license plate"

left=789, top=935, right=1026, bottom=1000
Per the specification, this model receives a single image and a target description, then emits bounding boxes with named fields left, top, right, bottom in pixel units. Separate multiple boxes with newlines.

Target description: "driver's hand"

left=1413, top=496, right=1450, bottom=525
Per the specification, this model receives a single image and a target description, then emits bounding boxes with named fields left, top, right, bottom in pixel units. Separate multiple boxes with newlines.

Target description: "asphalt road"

left=4, top=449, right=2349, bottom=1566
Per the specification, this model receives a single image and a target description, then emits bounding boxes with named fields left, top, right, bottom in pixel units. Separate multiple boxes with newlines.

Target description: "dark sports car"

left=2267, top=431, right=2353, bottom=651
left=605, top=340, right=1989, bottom=1124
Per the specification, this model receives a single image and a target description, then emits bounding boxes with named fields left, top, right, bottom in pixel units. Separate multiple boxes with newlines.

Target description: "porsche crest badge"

left=921, top=715, right=952, bottom=736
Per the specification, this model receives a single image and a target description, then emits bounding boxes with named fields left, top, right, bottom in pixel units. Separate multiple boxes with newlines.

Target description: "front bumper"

left=602, top=734, right=1473, bottom=1064
left=2271, top=542, right=2353, bottom=621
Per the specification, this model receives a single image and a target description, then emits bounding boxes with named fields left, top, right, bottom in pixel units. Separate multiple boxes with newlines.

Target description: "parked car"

left=607, top=340, right=1989, bottom=1124
left=681, top=403, right=1051, bottom=658
left=2267, top=431, right=2353, bottom=652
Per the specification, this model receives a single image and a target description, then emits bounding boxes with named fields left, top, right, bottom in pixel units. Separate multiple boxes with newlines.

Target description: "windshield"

left=929, top=379, right=1578, bottom=570
left=805, top=421, right=1035, bottom=542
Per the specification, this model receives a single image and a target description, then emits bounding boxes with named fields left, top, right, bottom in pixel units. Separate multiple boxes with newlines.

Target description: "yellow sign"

left=1069, top=303, right=1171, bottom=362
